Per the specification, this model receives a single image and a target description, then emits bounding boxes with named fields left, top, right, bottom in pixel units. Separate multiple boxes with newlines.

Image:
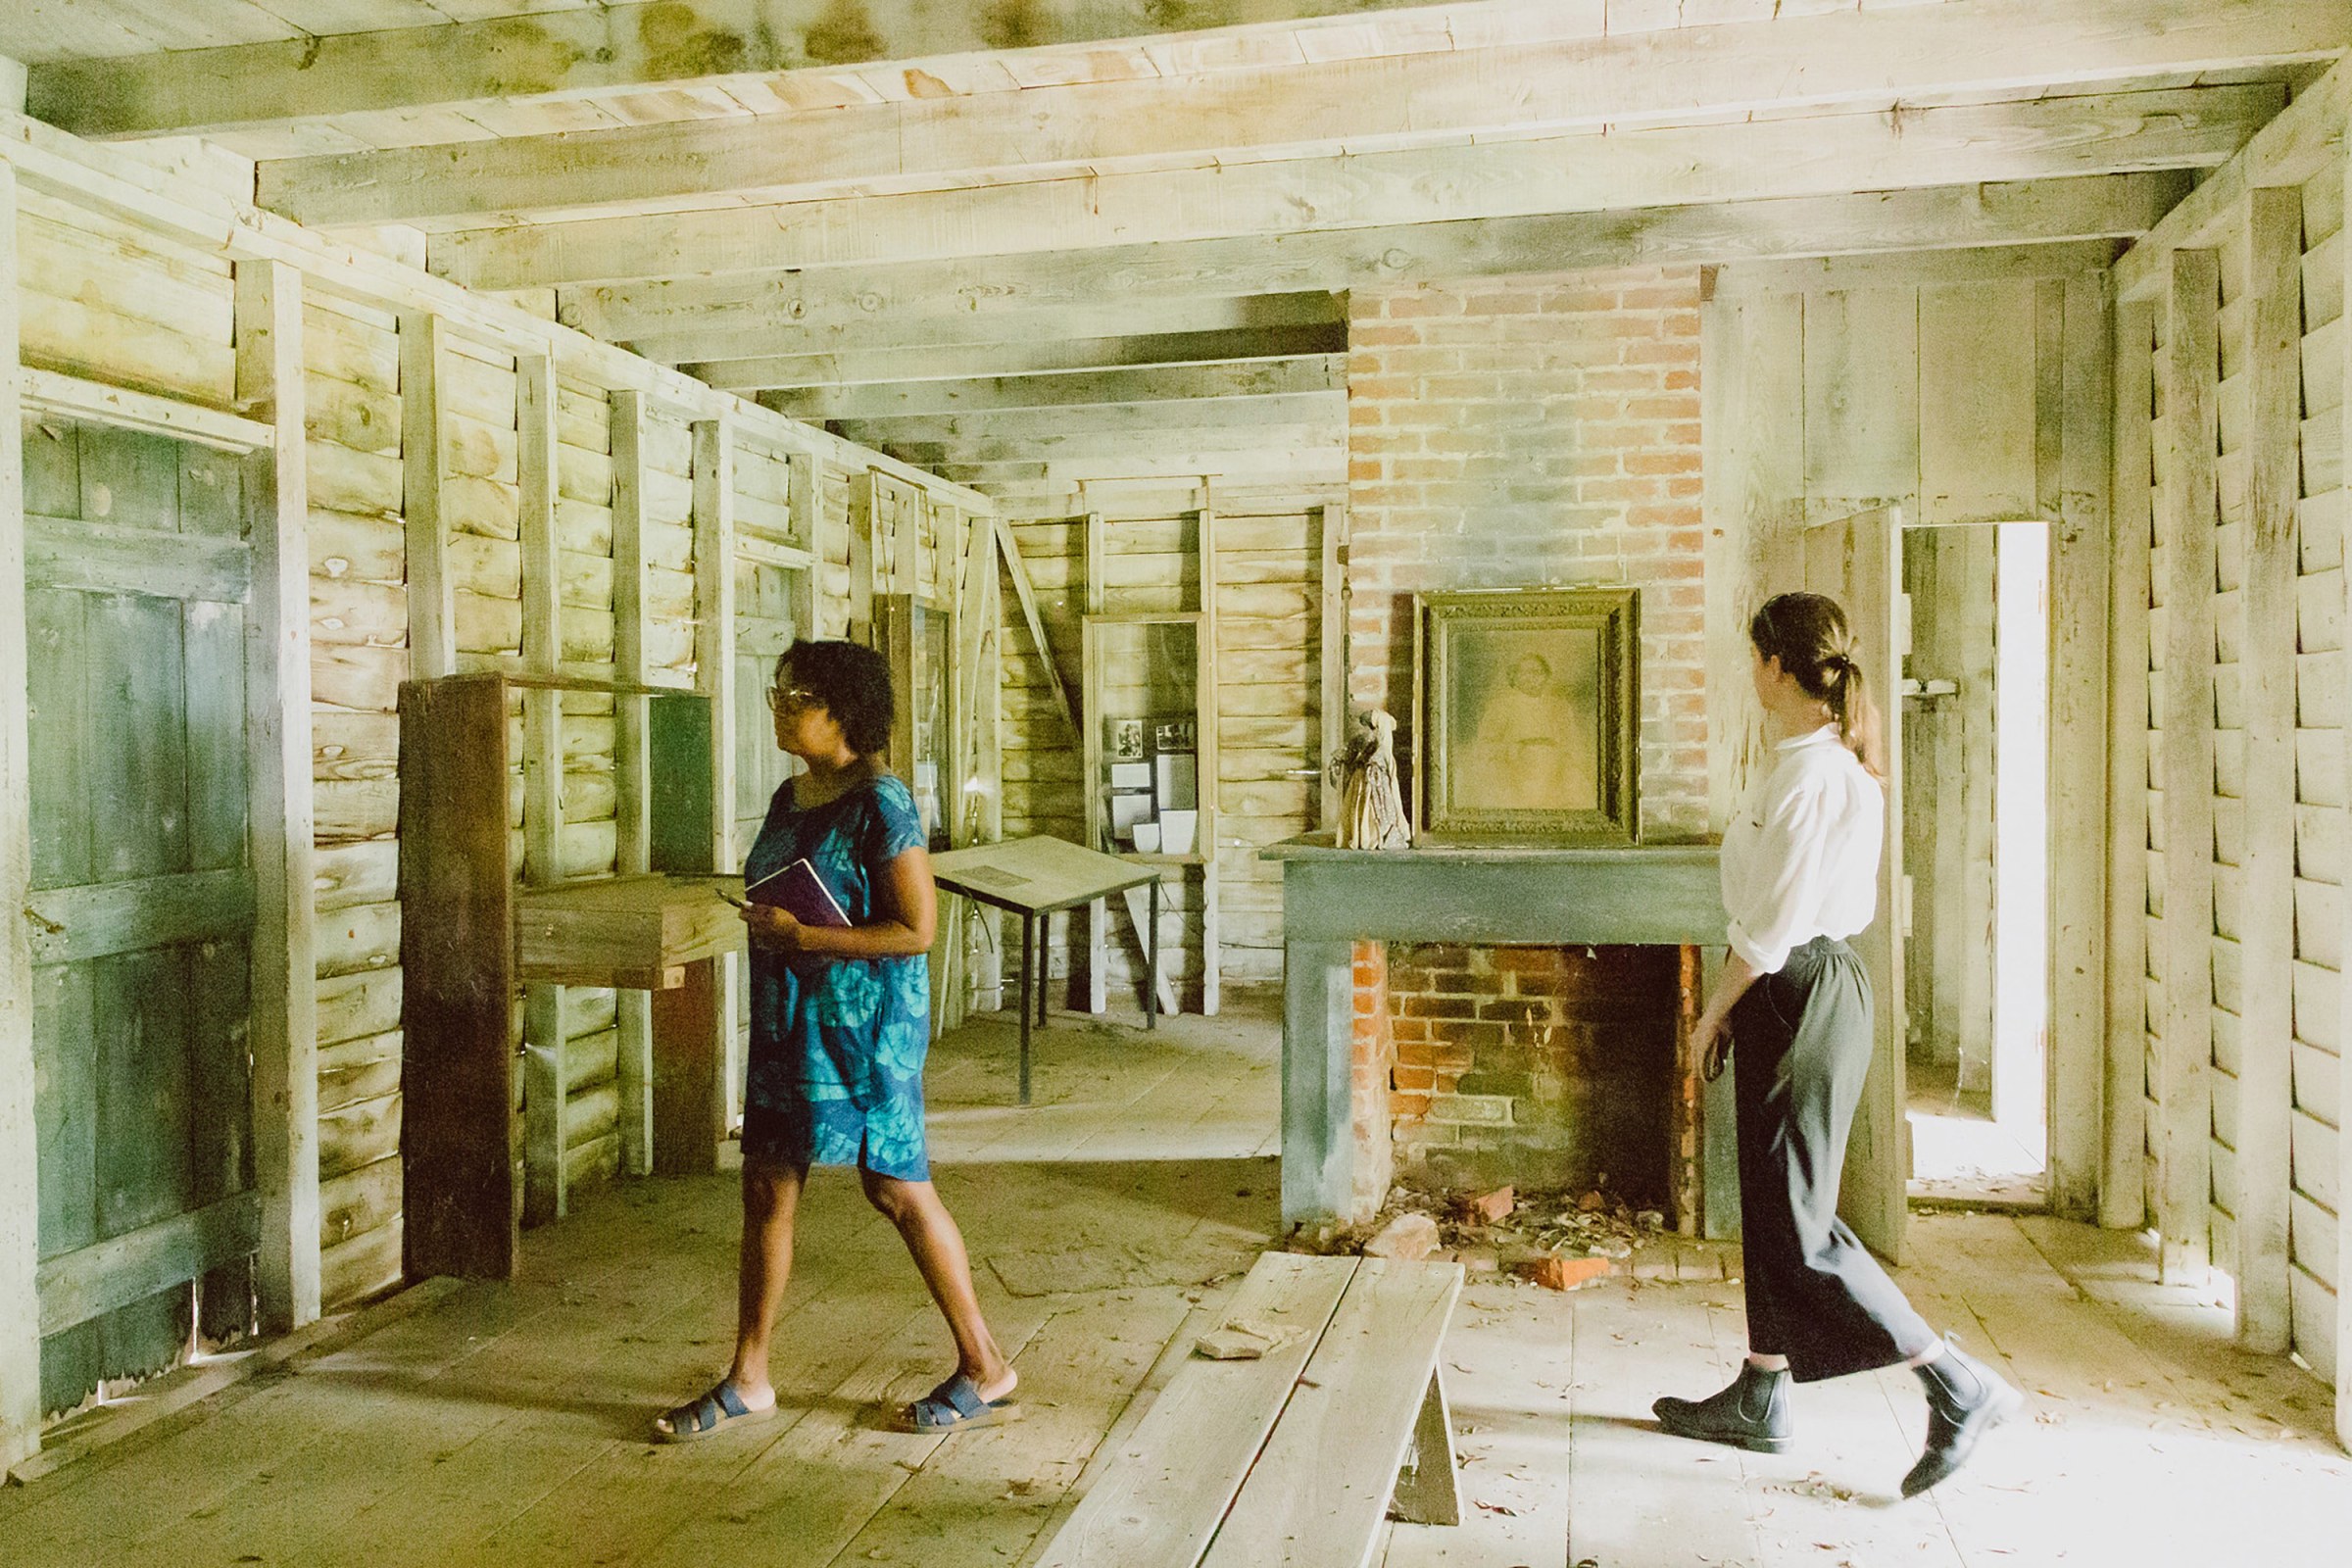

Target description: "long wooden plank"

left=2160, top=247, right=2221, bottom=1283
left=518, top=353, right=568, bottom=1228
left=1032, top=1251, right=1358, bottom=1568
left=1199, top=1258, right=1464, bottom=1568
left=24, top=868, right=255, bottom=966
left=769, top=360, right=1344, bottom=421
left=37, top=0, right=1488, bottom=138
left=0, top=156, right=40, bottom=1471
left=2336, top=151, right=2352, bottom=1455
left=2104, top=295, right=2155, bottom=1231
left=596, top=176, right=2180, bottom=360
left=2236, top=187, right=2302, bottom=1353
left=440, top=87, right=2273, bottom=291
left=697, top=323, right=1349, bottom=393
left=24, top=514, right=249, bottom=602
left=258, top=0, right=2348, bottom=229
left=19, top=366, right=271, bottom=452
left=238, top=255, right=320, bottom=1331
left=34, top=1192, right=261, bottom=1338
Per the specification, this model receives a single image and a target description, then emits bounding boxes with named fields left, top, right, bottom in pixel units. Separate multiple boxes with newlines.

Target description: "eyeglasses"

left=764, top=684, right=819, bottom=713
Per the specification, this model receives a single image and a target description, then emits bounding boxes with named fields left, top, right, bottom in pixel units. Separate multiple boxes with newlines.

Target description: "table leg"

left=1038, top=909, right=1052, bottom=1027
left=1147, top=877, right=1160, bottom=1031
left=1018, top=912, right=1035, bottom=1106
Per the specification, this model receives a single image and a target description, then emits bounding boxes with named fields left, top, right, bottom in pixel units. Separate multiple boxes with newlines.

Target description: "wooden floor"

left=7, top=998, right=2346, bottom=1567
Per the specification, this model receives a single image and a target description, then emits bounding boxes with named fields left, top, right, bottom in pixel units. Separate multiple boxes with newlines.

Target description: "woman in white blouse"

left=1652, top=592, right=2020, bottom=1497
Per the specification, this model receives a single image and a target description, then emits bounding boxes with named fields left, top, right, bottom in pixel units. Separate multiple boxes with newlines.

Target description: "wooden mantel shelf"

left=1260, top=834, right=1725, bottom=948
left=514, top=873, right=746, bottom=990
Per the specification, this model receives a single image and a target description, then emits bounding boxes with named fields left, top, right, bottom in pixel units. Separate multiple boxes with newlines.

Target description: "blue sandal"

left=655, top=1379, right=774, bottom=1443
left=903, top=1371, right=1019, bottom=1433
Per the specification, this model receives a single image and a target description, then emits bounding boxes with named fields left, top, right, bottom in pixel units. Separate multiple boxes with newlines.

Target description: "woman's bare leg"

left=861, top=1171, right=1011, bottom=1396
left=727, top=1157, right=808, bottom=1405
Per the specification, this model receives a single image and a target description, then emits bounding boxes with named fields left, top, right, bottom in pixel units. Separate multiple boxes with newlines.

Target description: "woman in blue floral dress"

left=656, top=639, right=1014, bottom=1441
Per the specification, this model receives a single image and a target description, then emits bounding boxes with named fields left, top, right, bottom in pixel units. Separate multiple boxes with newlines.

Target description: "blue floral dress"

left=740, top=772, right=932, bottom=1180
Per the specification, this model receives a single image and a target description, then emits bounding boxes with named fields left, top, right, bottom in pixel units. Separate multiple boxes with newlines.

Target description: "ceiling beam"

left=256, top=0, right=2348, bottom=230
left=840, top=396, right=1348, bottom=443
left=764, top=357, right=1342, bottom=420
left=593, top=173, right=2185, bottom=363
left=688, top=321, right=1349, bottom=390
left=29, top=0, right=1493, bottom=140
left=434, top=85, right=2277, bottom=290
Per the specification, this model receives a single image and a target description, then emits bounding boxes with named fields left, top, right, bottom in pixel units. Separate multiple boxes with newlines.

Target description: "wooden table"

left=931, top=835, right=1170, bottom=1103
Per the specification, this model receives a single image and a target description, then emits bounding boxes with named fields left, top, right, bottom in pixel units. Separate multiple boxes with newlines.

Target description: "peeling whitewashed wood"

left=18, top=366, right=271, bottom=451
left=240, top=257, right=322, bottom=1336
left=0, top=158, right=40, bottom=1472
left=400, top=312, right=455, bottom=677
left=255, top=0, right=2346, bottom=229
left=442, top=88, right=2271, bottom=290
left=519, top=353, right=569, bottom=1227
left=2336, top=139, right=2352, bottom=1452
left=612, top=391, right=655, bottom=1176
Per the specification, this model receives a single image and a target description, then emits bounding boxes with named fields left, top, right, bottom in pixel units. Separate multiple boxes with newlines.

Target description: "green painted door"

left=23, top=420, right=257, bottom=1414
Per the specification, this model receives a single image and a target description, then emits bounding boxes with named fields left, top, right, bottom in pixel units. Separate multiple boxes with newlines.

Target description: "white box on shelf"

left=1154, top=752, right=1198, bottom=811
left=1159, top=808, right=1198, bottom=856
left=1110, top=760, right=1152, bottom=790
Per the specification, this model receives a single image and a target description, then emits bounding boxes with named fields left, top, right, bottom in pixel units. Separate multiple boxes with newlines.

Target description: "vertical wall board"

left=691, top=421, right=739, bottom=1105
left=516, top=355, right=567, bottom=1226
left=396, top=674, right=515, bottom=1281
left=2336, top=142, right=2352, bottom=1449
left=2107, top=297, right=2157, bottom=1230
left=1800, top=287, right=1920, bottom=505
left=611, top=391, right=653, bottom=1175
left=1921, top=281, right=2039, bottom=523
left=2161, top=249, right=2222, bottom=1283
left=398, top=313, right=454, bottom=679
left=1317, top=503, right=1348, bottom=829
left=2237, top=189, right=2304, bottom=1352
left=0, top=157, right=45, bottom=1468
left=237, top=258, right=320, bottom=1333
left=2048, top=271, right=2114, bottom=1222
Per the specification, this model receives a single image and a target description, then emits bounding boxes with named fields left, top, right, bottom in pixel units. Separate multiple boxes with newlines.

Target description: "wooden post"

left=785, top=452, right=818, bottom=640
left=2336, top=160, right=2352, bottom=1456
left=2234, top=188, right=2301, bottom=1353
left=518, top=353, right=568, bottom=1226
left=848, top=468, right=877, bottom=642
left=398, top=312, right=455, bottom=679
left=2045, top=270, right=2112, bottom=1224
left=1317, top=502, right=1348, bottom=830
left=612, top=390, right=654, bottom=1176
left=692, top=417, right=737, bottom=1155
left=1082, top=509, right=1107, bottom=1014
left=0, top=158, right=43, bottom=1470
left=2158, top=247, right=2220, bottom=1283
left=236, top=257, right=320, bottom=1331
left=2104, top=295, right=2155, bottom=1231
left=1198, top=501, right=1221, bottom=1017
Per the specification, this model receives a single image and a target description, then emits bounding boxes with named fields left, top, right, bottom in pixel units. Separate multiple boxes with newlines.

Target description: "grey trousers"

left=1730, top=935, right=1938, bottom=1383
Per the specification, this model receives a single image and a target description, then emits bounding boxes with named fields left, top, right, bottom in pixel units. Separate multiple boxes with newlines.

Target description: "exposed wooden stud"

left=2336, top=156, right=2352, bottom=1456
left=996, top=515, right=1079, bottom=739
left=785, top=451, right=818, bottom=640
left=399, top=311, right=455, bottom=679
left=1082, top=510, right=1109, bottom=1016
left=612, top=389, right=655, bottom=1177
left=2046, top=270, right=2113, bottom=1223
left=2159, top=247, right=2220, bottom=1284
left=848, top=470, right=878, bottom=642
left=2233, top=188, right=2302, bottom=1353
left=2103, top=294, right=2155, bottom=1232
left=440, top=88, right=2274, bottom=291
left=236, top=256, right=320, bottom=1333
left=693, top=416, right=740, bottom=1154
left=0, top=157, right=40, bottom=1472
left=518, top=353, right=568, bottom=1228
left=1200, top=501, right=1222, bottom=1018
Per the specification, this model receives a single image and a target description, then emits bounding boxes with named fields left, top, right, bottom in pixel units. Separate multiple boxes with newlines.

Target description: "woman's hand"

left=740, top=901, right=806, bottom=955
left=1693, top=1009, right=1734, bottom=1082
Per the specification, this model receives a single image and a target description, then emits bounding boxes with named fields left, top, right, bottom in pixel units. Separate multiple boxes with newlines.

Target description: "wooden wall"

left=1702, top=245, right=2116, bottom=1221
left=1, top=106, right=989, bottom=1468
left=2109, top=66, right=2348, bottom=1405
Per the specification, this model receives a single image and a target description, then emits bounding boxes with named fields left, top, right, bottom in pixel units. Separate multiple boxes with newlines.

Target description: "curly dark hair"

left=777, top=639, right=895, bottom=759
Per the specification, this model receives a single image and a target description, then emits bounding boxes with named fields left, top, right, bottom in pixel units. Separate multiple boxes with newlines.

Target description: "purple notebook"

left=743, top=858, right=851, bottom=927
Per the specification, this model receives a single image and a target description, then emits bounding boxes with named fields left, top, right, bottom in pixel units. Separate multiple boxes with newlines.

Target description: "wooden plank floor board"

left=11, top=1005, right=2350, bottom=1567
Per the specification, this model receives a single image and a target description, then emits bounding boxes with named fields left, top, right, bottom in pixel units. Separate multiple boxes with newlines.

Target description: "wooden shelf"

left=1117, top=851, right=1209, bottom=866
left=514, top=873, right=745, bottom=989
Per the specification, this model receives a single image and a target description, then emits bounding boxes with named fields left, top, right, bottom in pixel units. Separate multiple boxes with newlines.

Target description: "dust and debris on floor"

left=1288, top=1177, right=1717, bottom=1293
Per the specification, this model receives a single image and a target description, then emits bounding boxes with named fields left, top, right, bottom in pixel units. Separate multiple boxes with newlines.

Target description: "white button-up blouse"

left=1719, top=724, right=1884, bottom=975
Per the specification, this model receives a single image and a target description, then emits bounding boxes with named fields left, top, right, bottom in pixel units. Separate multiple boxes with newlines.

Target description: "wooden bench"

left=1035, top=1251, right=1464, bottom=1568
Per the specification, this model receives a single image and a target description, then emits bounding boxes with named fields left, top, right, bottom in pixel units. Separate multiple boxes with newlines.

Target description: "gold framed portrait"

left=1412, top=586, right=1640, bottom=845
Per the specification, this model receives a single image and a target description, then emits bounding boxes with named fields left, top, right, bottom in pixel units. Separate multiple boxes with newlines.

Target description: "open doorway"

left=1900, top=519, right=2049, bottom=1207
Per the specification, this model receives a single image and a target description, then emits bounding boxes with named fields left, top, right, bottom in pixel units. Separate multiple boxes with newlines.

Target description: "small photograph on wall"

left=1414, top=586, right=1640, bottom=845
